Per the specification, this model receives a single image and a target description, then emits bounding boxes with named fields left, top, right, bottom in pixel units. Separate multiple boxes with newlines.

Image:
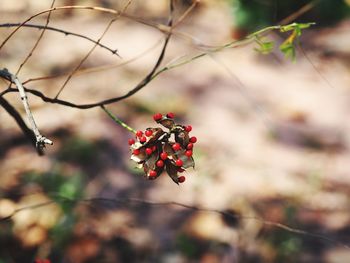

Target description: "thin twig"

left=0, top=68, right=53, bottom=150
left=297, top=44, right=335, bottom=89
left=1, top=23, right=310, bottom=110
left=0, top=23, right=119, bottom=55
left=0, top=5, right=171, bottom=52
left=22, top=38, right=162, bottom=84
left=172, top=0, right=200, bottom=28
left=15, top=0, right=56, bottom=75
left=54, top=1, right=132, bottom=99
left=278, top=0, right=318, bottom=26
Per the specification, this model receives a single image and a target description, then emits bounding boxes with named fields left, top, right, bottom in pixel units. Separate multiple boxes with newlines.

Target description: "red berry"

left=145, top=129, right=153, bottom=137
left=43, top=260, right=51, bottom=263
left=185, top=125, right=192, bottom=132
left=139, top=136, right=147, bottom=143
left=152, top=145, right=157, bottom=152
left=189, top=136, right=197, bottom=143
left=136, top=130, right=143, bottom=137
left=177, top=167, right=185, bottom=173
left=156, top=160, right=164, bottom=167
left=172, top=143, right=181, bottom=151
left=133, top=149, right=140, bottom=155
left=128, top=139, right=135, bottom=145
left=160, top=152, right=168, bottom=160
left=185, top=150, right=192, bottom=157
left=145, top=148, right=153, bottom=155
left=178, top=176, right=186, bottom=183
left=186, top=143, right=193, bottom=150
left=153, top=113, right=163, bottom=121
left=175, top=159, right=183, bottom=167
left=166, top=112, right=175, bottom=118
left=149, top=170, right=157, bottom=178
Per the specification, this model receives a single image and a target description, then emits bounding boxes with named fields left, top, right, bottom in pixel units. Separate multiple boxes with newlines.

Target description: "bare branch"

left=15, top=0, right=56, bottom=75
left=0, top=5, right=172, bottom=52
left=0, top=96, right=43, bottom=154
left=1, top=1, right=173, bottom=110
left=0, top=69, right=53, bottom=151
left=0, top=23, right=119, bottom=56
left=54, top=1, right=132, bottom=98
left=22, top=38, right=162, bottom=85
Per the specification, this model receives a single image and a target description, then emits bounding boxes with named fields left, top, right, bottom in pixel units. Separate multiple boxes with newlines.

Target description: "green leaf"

left=255, top=40, right=274, bottom=54
left=279, top=41, right=295, bottom=61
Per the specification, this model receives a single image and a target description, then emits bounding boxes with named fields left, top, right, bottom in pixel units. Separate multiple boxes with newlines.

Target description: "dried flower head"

left=128, top=113, right=196, bottom=184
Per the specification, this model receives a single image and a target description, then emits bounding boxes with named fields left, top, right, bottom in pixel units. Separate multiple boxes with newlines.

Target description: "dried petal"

left=144, top=149, right=159, bottom=172
left=175, top=129, right=190, bottom=146
left=182, top=156, right=195, bottom=169
left=166, top=161, right=179, bottom=184
left=131, top=147, right=147, bottom=163
left=163, top=142, right=175, bottom=158
left=159, top=117, right=175, bottom=129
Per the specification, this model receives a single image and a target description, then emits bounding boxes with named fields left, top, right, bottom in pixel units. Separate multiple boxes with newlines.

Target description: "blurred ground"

left=1, top=0, right=350, bottom=262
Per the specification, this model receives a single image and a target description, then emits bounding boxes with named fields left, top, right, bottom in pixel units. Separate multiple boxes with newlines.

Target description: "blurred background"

left=1, top=0, right=350, bottom=262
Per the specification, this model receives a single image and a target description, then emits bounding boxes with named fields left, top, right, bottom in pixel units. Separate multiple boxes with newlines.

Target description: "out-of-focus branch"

left=0, top=69, right=53, bottom=151
left=1, top=194, right=348, bottom=249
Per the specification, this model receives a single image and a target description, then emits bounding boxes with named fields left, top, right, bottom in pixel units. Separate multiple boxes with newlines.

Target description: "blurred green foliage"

left=24, top=169, right=85, bottom=251
left=230, top=0, right=350, bottom=33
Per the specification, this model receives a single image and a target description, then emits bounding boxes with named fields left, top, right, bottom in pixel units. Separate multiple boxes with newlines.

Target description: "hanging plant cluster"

left=128, top=113, right=196, bottom=184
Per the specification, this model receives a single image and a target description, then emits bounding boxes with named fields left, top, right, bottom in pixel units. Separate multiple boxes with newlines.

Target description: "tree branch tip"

left=36, top=135, right=53, bottom=150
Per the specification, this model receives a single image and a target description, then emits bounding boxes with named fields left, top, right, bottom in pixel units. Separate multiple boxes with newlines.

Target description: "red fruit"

left=149, top=170, right=157, bottom=178
left=145, top=148, right=153, bottom=155
left=185, top=150, right=192, bottom=157
left=43, top=260, right=51, bottom=263
left=172, top=143, right=181, bottom=151
left=186, top=143, right=193, bottom=150
left=160, top=152, right=168, bottom=160
left=139, top=136, right=147, bottom=143
left=178, top=176, right=186, bottom=183
left=133, top=149, right=140, bottom=155
left=128, top=139, right=135, bottom=145
left=156, top=160, right=164, bottom=167
left=185, top=125, right=192, bottom=132
left=153, top=113, right=163, bottom=121
left=145, top=129, right=153, bottom=137
left=152, top=145, right=157, bottom=152
left=175, top=159, right=183, bottom=167
left=166, top=112, right=175, bottom=118
left=136, top=130, right=143, bottom=137
left=189, top=136, right=197, bottom=143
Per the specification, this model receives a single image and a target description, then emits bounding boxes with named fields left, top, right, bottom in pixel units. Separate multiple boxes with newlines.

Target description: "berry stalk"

left=101, top=105, right=137, bottom=134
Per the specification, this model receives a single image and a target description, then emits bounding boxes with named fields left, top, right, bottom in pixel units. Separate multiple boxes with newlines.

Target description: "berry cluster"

left=128, top=113, right=197, bottom=184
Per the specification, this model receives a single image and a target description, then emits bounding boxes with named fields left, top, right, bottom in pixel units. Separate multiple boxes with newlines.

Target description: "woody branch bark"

left=0, top=68, right=53, bottom=151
